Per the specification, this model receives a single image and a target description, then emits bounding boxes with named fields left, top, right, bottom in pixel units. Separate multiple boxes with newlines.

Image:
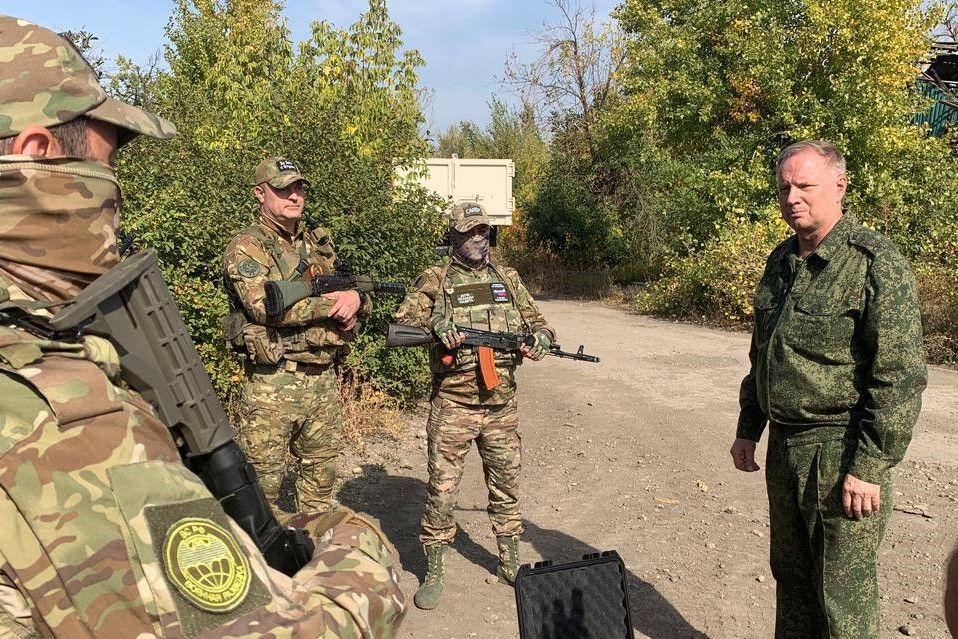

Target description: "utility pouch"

left=221, top=309, right=248, bottom=351
left=243, top=324, right=284, bottom=365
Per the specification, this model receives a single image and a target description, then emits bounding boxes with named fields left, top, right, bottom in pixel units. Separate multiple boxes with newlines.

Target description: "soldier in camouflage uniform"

left=394, top=202, right=555, bottom=609
left=223, top=158, right=368, bottom=514
left=731, top=140, right=927, bottom=638
left=0, top=16, right=405, bottom=637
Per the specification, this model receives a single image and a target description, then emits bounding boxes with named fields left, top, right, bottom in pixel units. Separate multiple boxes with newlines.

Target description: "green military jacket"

left=737, top=213, right=927, bottom=483
left=395, top=259, right=555, bottom=406
left=223, top=217, right=371, bottom=367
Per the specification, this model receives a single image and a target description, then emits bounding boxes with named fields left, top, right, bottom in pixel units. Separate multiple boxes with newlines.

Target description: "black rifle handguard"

left=49, top=250, right=314, bottom=576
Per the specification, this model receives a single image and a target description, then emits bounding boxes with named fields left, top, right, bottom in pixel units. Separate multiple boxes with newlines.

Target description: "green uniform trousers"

left=236, top=364, right=342, bottom=513
left=766, top=426, right=891, bottom=639
left=420, top=395, right=522, bottom=545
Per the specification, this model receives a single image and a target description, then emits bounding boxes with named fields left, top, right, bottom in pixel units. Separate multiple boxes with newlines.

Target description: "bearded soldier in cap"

left=0, top=16, right=404, bottom=637
left=394, top=201, right=555, bottom=609
left=223, top=158, right=368, bottom=514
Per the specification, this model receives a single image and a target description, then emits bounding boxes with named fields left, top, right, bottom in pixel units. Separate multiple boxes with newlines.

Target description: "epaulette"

left=308, top=226, right=332, bottom=247
left=848, top=226, right=896, bottom=257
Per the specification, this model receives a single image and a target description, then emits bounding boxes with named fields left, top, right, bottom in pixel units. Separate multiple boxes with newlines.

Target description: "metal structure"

left=398, top=155, right=516, bottom=226
left=917, top=41, right=958, bottom=136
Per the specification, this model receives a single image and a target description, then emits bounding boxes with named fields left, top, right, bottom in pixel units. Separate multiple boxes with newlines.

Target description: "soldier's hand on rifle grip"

left=433, top=318, right=465, bottom=350
left=324, top=289, right=361, bottom=323
left=521, top=331, right=551, bottom=361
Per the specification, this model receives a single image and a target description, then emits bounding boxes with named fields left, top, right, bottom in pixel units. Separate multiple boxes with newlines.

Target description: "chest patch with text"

left=491, top=283, right=511, bottom=303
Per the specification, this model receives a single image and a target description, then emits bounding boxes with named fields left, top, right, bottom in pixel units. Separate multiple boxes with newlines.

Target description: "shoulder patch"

left=163, top=517, right=252, bottom=613
left=237, top=259, right=261, bottom=278
left=413, top=274, right=427, bottom=289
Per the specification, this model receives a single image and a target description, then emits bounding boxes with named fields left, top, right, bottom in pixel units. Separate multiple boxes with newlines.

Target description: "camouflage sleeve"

left=292, top=515, right=406, bottom=638
left=736, top=329, right=768, bottom=441
left=505, top=268, right=556, bottom=341
left=847, top=250, right=927, bottom=484
left=0, top=566, right=36, bottom=638
left=393, top=268, right=441, bottom=330
left=224, top=234, right=334, bottom=327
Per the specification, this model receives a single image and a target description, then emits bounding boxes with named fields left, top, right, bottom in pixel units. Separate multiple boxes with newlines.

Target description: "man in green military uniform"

left=224, top=158, right=368, bottom=513
left=731, top=140, right=927, bottom=638
left=395, top=201, right=555, bottom=609
left=0, top=15, right=405, bottom=637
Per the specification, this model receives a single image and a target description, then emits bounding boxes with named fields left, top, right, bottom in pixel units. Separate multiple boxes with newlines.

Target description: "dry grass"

left=496, top=250, right=614, bottom=299
left=340, top=376, right=408, bottom=453
left=916, top=264, right=958, bottom=365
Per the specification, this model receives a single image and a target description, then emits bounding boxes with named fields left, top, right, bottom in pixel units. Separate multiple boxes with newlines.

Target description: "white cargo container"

left=399, top=156, right=515, bottom=226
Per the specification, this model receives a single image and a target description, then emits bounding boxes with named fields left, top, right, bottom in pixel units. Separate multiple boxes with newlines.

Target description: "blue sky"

left=4, top=1, right=620, bottom=136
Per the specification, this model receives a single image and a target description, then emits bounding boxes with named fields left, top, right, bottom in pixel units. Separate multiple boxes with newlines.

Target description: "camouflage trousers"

left=420, top=394, right=522, bottom=545
left=236, top=364, right=342, bottom=513
left=766, top=426, right=891, bottom=639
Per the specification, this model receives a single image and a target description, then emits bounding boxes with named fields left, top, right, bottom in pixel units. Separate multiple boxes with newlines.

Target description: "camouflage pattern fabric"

left=237, top=365, right=343, bottom=513
left=224, top=218, right=371, bottom=515
left=0, top=156, right=121, bottom=281
left=420, top=395, right=522, bottom=545
left=0, top=15, right=176, bottom=143
left=737, top=212, right=926, bottom=637
left=223, top=218, right=370, bottom=366
left=0, top=319, right=405, bottom=638
left=737, top=212, right=927, bottom=482
left=394, top=259, right=554, bottom=406
left=765, top=427, right=889, bottom=638
left=396, top=258, right=550, bottom=547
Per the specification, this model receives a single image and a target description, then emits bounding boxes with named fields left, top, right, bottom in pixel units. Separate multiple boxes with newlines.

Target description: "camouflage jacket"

left=394, top=259, right=554, bottom=406
left=223, top=217, right=371, bottom=366
left=0, top=279, right=404, bottom=638
left=737, top=213, right=927, bottom=483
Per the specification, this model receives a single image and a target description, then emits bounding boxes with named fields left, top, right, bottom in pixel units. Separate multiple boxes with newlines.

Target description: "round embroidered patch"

left=237, top=259, right=261, bottom=278
left=163, top=517, right=251, bottom=613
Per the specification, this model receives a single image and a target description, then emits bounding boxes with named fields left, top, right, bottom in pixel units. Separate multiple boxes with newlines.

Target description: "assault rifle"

left=386, top=323, right=601, bottom=363
left=28, top=250, right=315, bottom=576
left=264, top=259, right=406, bottom=318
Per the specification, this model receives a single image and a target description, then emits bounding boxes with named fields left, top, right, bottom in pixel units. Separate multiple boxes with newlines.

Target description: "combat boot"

left=496, top=535, right=520, bottom=586
left=414, top=543, right=447, bottom=610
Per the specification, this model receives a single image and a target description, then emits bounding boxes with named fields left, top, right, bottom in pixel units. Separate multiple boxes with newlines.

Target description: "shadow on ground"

left=338, top=464, right=709, bottom=639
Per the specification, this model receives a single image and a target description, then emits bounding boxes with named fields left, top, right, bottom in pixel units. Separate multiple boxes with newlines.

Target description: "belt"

left=249, top=360, right=331, bottom=376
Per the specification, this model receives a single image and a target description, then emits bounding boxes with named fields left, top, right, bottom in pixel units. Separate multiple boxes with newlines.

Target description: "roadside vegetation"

left=70, top=0, right=958, bottom=439
left=441, top=0, right=958, bottom=363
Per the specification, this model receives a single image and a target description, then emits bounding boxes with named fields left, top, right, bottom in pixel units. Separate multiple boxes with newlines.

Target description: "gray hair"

left=777, top=139, right=847, bottom=178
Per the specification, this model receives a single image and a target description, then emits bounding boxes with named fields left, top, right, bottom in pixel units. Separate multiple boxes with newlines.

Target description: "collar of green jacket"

left=780, top=211, right=858, bottom=265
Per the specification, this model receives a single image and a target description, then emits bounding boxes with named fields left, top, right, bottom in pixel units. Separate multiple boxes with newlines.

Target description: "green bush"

left=635, top=212, right=789, bottom=324
left=115, top=0, right=443, bottom=403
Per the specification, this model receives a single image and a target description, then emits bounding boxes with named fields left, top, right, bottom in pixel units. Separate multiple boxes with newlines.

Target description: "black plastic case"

left=514, top=550, right=633, bottom=639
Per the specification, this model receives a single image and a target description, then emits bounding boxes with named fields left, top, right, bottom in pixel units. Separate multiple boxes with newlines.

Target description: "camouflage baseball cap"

left=0, top=16, right=176, bottom=146
left=449, top=201, right=490, bottom=232
left=253, top=156, right=311, bottom=188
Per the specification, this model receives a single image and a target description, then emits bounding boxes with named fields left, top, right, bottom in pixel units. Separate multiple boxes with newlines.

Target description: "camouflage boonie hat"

left=253, top=157, right=311, bottom=189
left=0, top=16, right=176, bottom=145
left=449, top=201, right=490, bottom=232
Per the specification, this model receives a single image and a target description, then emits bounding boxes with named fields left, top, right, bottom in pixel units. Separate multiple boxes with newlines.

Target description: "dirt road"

left=339, top=299, right=958, bottom=638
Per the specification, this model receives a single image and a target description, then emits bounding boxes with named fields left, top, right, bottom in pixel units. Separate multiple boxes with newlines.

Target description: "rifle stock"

left=264, top=276, right=406, bottom=318
left=386, top=323, right=434, bottom=347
